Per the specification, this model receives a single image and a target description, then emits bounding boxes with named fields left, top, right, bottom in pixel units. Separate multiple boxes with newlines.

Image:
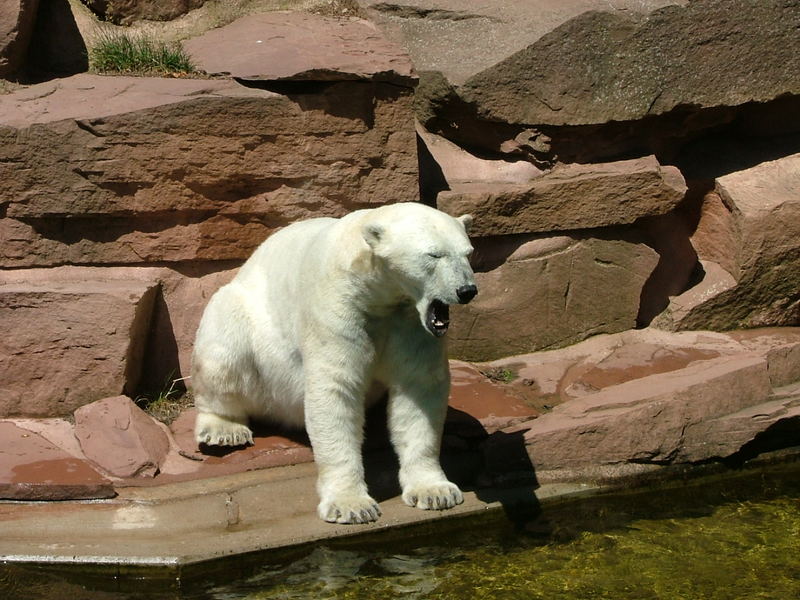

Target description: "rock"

left=482, top=328, right=800, bottom=481
left=460, top=0, right=800, bottom=127
left=481, top=328, right=743, bottom=407
left=142, top=264, right=239, bottom=389
left=0, top=421, right=114, bottom=500
left=689, top=190, right=738, bottom=277
left=82, top=0, right=207, bottom=25
left=183, top=11, right=415, bottom=85
left=517, top=354, right=772, bottom=469
left=0, top=275, right=158, bottom=417
left=446, top=361, right=539, bottom=437
left=417, top=125, right=543, bottom=203
left=0, top=0, right=39, bottom=79
left=681, top=385, right=800, bottom=462
left=449, top=233, right=659, bottom=360
left=74, top=396, right=171, bottom=478
left=729, top=329, right=800, bottom=388
left=360, top=0, right=681, bottom=86
left=437, top=156, right=686, bottom=237
left=0, top=72, right=417, bottom=267
left=170, top=408, right=314, bottom=472
left=655, top=153, right=800, bottom=330
left=0, top=264, right=238, bottom=403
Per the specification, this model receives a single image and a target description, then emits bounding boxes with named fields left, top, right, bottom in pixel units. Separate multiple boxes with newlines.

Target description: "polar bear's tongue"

left=426, top=300, right=450, bottom=337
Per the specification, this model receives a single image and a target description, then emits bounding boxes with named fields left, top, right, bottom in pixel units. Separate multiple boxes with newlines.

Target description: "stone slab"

left=0, top=422, right=114, bottom=500
left=360, top=0, right=682, bottom=85
left=448, top=233, right=659, bottom=360
left=460, top=0, right=800, bottom=126
left=656, top=153, right=800, bottom=330
left=0, top=74, right=418, bottom=268
left=183, top=11, right=415, bottom=85
left=437, top=156, right=686, bottom=236
left=74, top=396, right=171, bottom=479
left=0, top=277, right=158, bottom=417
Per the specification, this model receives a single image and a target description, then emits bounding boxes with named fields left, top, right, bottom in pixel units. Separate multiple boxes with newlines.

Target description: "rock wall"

left=0, top=12, right=418, bottom=416
left=1, top=0, right=799, bottom=454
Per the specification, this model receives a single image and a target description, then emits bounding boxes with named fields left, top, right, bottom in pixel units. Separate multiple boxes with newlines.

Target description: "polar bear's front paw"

left=318, top=494, right=382, bottom=524
left=195, top=413, right=254, bottom=447
left=403, top=481, right=464, bottom=511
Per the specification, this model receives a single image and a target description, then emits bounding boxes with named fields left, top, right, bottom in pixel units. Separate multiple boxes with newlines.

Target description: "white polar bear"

left=190, top=202, right=477, bottom=524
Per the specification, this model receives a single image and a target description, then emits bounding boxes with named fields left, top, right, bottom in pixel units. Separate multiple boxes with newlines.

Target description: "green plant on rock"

left=89, top=30, right=197, bottom=75
left=136, top=372, right=193, bottom=424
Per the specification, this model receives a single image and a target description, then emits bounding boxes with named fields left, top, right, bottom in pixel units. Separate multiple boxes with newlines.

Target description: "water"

left=3, top=460, right=800, bottom=600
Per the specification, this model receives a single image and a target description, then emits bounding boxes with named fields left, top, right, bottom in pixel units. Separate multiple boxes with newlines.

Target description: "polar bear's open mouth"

left=426, top=300, right=450, bottom=337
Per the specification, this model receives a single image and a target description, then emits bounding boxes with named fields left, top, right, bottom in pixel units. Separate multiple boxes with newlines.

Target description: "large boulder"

left=655, top=153, right=800, bottom=330
left=481, top=328, right=800, bottom=483
left=0, top=0, right=40, bottom=79
left=359, top=0, right=681, bottom=85
left=402, top=0, right=800, bottom=164
left=0, top=273, right=158, bottom=417
left=461, top=0, right=800, bottom=127
left=437, top=155, right=686, bottom=237
left=183, top=11, right=415, bottom=86
left=449, top=232, right=659, bottom=360
left=73, top=396, right=171, bottom=478
left=0, top=72, right=417, bottom=268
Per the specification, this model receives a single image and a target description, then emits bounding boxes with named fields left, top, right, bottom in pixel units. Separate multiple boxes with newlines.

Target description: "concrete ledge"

left=0, top=461, right=595, bottom=570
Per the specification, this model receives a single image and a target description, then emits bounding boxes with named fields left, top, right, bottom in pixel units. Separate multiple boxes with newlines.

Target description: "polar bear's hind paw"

left=403, top=481, right=464, bottom=511
left=195, top=413, right=254, bottom=447
left=318, top=494, right=382, bottom=524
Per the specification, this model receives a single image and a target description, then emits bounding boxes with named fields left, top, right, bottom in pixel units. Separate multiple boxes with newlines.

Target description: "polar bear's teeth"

left=426, top=300, right=451, bottom=336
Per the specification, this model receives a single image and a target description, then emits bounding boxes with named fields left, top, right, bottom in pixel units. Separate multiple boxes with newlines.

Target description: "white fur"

left=191, top=203, right=475, bottom=524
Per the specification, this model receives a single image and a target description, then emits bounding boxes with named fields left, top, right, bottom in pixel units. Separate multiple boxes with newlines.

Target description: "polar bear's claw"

left=195, top=413, right=254, bottom=447
left=319, top=495, right=381, bottom=524
left=403, top=482, right=464, bottom=511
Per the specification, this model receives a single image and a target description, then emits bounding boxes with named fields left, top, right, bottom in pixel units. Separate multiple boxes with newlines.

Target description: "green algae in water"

left=215, top=469, right=800, bottom=600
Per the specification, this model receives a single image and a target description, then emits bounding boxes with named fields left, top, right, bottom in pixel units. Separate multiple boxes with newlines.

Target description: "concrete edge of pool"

left=2, top=449, right=799, bottom=575
left=0, top=459, right=602, bottom=571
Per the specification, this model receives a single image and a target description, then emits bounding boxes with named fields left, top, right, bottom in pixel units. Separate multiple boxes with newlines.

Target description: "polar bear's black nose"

left=456, top=284, right=478, bottom=304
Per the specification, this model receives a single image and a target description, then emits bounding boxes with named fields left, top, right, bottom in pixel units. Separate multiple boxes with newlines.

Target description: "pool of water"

left=3, top=459, right=800, bottom=600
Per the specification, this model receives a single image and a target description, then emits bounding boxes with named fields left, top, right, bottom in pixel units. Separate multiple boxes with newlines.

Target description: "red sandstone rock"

left=361, top=0, right=679, bottom=86
left=0, top=421, right=114, bottom=500
left=447, top=361, right=539, bottom=437
left=74, top=396, right=171, bottom=478
left=0, top=73, right=418, bottom=268
left=170, top=408, right=314, bottom=472
left=418, top=126, right=543, bottom=187
left=0, top=276, right=158, bottom=418
left=448, top=233, right=659, bottom=360
left=655, top=153, right=800, bottom=330
left=482, top=328, right=800, bottom=482
left=437, top=156, right=687, bottom=237
left=183, top=11, right=415, bottom=85
left=0, top=0, right=39, bottom=78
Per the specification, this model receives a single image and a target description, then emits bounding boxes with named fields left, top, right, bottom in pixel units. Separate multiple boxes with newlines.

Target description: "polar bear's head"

left=361, top=203, right=477, bottom=337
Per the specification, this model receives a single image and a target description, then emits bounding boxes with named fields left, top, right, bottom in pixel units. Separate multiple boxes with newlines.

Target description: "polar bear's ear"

left=362, top=222, right=385, bottom=250
left=457, top=214, right=473, bottom=234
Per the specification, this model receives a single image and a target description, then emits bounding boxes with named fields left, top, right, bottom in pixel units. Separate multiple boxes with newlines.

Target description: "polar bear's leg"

left=304, top=363, right=381, bottom=524
left=388, top=369, right=464, bottom=511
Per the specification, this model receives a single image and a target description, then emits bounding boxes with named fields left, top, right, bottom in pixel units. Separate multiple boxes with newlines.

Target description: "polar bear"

left=190, top=202, right=477, bottom=524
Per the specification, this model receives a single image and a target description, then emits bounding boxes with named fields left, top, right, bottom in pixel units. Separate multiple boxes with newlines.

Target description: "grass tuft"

left=136, top=373, right=194, bottom=424
left=89, top=30, right=197, bottom=75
